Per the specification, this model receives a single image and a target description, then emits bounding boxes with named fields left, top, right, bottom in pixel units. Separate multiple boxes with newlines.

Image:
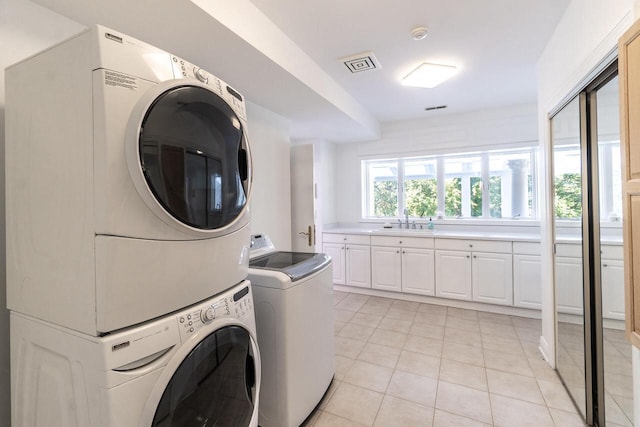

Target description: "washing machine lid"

left=249, top=251, right=331, bottom=282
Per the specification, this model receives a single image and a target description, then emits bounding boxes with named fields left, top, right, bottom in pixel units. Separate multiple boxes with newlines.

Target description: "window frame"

left=362, top=147, right=539, bottom=220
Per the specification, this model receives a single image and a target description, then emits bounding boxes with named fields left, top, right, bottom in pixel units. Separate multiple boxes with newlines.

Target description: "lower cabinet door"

left=371, top=246, right=402, bottom=292
left=513, top=254, right=542, bottom=309
left=323, top=243, right=345, bottom=285
left=555, top=256, right=584, bottom=315
left=472, top=252, right=513, bottom=306
left=402, top=248, right=435, bottom=296
left=601, top=259, right=625, bottom=320
left=346, top=244, right=371, bottom=288
left=435, top=250, right=472, bottom=300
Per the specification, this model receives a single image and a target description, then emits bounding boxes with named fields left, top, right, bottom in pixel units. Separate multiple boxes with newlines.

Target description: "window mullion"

left=482, top=153, right=490, bottom=218
left=437, top=157, right=445, bottom=217
left=398, top=160, right=405, bottom=218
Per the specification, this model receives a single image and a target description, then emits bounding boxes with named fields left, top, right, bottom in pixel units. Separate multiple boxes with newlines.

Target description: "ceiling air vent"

left=425, top=105, right=447, bottom=111
left=339, top=51, right=381, bottom=73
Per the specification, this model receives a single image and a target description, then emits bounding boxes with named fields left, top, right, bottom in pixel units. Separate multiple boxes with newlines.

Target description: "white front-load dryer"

left=10, top=281, right=260, bottom=427
left=5, top=25, right=253, bottom=335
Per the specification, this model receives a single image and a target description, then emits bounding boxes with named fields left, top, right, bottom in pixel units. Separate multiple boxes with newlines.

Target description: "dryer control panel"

left=170, top=55, right=247, bottom=121
left=177, top=283, right=254, bottom=341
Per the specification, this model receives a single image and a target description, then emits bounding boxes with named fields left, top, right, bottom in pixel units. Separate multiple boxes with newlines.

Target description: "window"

left=365, top=160, right=399, bottom=217
left=404, top=158, right=437, bottom=217
left=362, top=148, right=537, bottom=219
left=553, top=145, right=582, bottom=219
left=444, top=155, right=482, bottom=218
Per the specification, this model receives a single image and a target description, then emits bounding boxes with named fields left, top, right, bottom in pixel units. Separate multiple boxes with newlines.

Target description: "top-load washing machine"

left=248, top=235, right=334, bottom=427
left=5, top=25, right=253, bottom=335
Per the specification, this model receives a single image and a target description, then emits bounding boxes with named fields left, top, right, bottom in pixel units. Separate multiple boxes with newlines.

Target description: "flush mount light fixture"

left=410, top=27, right=429, bottom=41
left=401, top=62, right=458, bottom=88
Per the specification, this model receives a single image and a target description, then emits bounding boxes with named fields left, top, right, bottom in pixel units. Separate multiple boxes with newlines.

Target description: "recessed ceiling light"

left=402, top=62, right=458, bottom=88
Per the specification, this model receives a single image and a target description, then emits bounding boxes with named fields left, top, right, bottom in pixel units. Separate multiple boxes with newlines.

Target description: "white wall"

left=0, top=2, right=85, bottom=424
left=246, top=102, right=293, bottom=250
left=536, top=0, right=638, bottom=422
left=332, top=103, right=539, bottom=224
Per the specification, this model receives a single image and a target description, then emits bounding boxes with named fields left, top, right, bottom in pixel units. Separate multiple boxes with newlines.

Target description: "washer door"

left=151, top=325, right=258, bottom=426
left=130, top=83, right=251, bottom=232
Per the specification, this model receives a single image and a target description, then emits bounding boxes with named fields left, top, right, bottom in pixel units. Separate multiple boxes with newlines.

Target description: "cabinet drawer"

left=435, top=238, right=511, bottom=253
left=555, top=243, right=582, bottom=257
left=323, top=233, right=370, bottom=245
left=513, top=242, right=541, bottom=255
left=601, top=244, right=623, bottom=260
left=371, top=235, right=434, bottom=249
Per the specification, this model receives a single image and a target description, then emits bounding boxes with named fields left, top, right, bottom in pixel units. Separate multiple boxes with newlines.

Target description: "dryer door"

left=132, top=84, right=251, bottom=232
left=151, top=325, right=258, bottom=426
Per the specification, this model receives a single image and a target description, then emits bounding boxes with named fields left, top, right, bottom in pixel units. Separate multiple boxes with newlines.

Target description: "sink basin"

left=373, top=228, right=436, bottom=236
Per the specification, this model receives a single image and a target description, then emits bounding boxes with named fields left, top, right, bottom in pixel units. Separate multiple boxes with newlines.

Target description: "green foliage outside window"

left=405, top=179, right=437, bottom=217
left=373, top=180, right=398, bottom=217
left=555, top=173, right=582, bottom=218
left=445, top=178, right=462, bottom=217
left=470, top=177, right=483, bottom=217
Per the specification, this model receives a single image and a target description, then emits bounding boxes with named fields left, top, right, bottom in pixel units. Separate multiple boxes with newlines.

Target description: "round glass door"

left=152, top=325, right=257, bottom=426
left=139, top=85, right=249, bottom=230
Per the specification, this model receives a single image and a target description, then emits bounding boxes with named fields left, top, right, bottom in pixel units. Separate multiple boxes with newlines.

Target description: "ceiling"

left=29, top=0, right=571, bottom=143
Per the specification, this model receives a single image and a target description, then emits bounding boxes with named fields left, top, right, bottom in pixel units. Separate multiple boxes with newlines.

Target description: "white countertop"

left=322, top=226, right=623, bottom=245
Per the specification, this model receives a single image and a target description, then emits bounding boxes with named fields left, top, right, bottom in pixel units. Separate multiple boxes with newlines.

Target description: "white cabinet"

left=323, top=233, right=371, bottom=288
left=601, top=245, right=625, bottom=320
left=554, top=243, right=584, bottom=315
left=322, top=242, right=345, bottom=285
left=435, top=239, right=513, bottom=305
left=346, top=244, right=372, bottom=288
left=472, top=252, right=513, bottom=305
left=370, top=236, right=435, bottom=296
left=513, top=242, right=542, bottom=309
left=402, top=248, right=436, bottom=296
left=371, top=246, right=402, bottom=292
left=435, top=250, right=472, bottom=300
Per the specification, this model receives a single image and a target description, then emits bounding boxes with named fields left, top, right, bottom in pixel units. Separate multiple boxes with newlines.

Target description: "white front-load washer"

left=10, top=281, right=260, bottom=427
left=248, top=235, right=334, bottom=427
left=5, top=25, right=253, bottom=335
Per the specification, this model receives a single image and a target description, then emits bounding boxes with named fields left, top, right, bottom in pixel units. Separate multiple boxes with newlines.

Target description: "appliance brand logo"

left=112, top=341, right=130, bottom=351
left=105, top=32, right=123, bottom=43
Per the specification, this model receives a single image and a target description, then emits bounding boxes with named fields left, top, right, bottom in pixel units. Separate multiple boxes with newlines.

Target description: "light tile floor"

left=557, top=320, right=634, bottom=426
left=302, top=291, right=586, bottom=427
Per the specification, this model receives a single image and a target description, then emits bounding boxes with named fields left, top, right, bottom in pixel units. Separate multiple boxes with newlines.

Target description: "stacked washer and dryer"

left=6, top=26, right=260, bottom=426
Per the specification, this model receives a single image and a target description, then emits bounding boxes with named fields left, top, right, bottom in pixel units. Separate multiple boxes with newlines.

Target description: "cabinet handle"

left=402, top=251, right=406, bottom=254
left=473, top=255, right=477, bottom=258
left=467, top=255, right=470, bottom=258
left=399, top=240, right=403, bottom=244
left=603, top=263, right=608, bottom=267
left=397, top=250, right=400, bottom=254
left=469, top=244, right=473, bottom=248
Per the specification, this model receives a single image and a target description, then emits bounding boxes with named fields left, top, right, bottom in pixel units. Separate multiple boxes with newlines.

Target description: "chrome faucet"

left=397, top=218, right=403, bottom=229
left=404, top=208, right=409, bottom=228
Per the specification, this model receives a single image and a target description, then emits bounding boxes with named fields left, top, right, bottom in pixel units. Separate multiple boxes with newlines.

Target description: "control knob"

left=194, top=67, right=208, bottom=83
left=201, top=306, right=215, bottom=323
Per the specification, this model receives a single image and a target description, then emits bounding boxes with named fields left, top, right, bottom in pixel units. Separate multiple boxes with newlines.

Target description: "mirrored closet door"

left=551, top=62, right=632, bottom=426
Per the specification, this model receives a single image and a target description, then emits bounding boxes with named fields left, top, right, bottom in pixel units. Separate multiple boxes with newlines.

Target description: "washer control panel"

left=177, top=285, right=253, bottom=341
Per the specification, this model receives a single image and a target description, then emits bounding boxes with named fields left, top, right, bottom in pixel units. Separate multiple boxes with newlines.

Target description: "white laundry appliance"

left=248, top=235, right=334, bottom=427
left=10, top=281, right=260, bottom=427
left=5, top=25, right=252, bottom=335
